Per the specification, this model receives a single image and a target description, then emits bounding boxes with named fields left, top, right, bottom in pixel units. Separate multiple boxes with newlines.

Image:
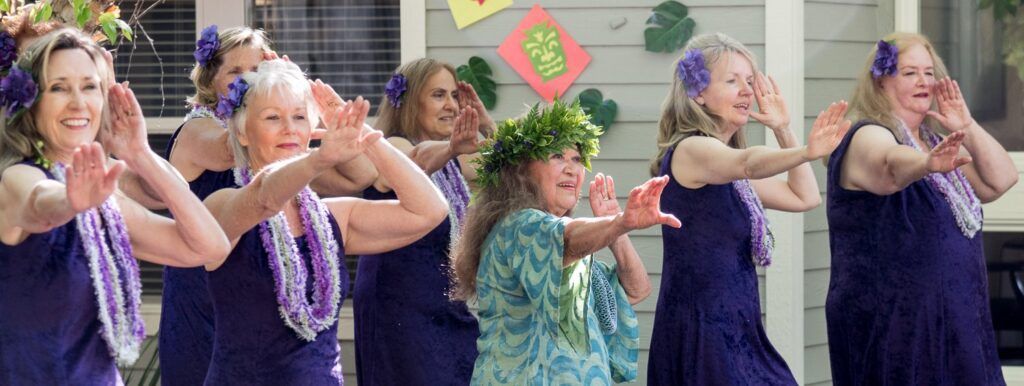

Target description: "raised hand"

left=456, top=81, right=496, bottom=135
left=448, top=107, right=480, bottom=156
left=313, top=96, right=382, bottom=167
left=104, top=82, right=151, bottom=162
left=926, top=78, right=975, bottom=132
left=588, top=173, right=621, bottom=217
left=310, top=79, right=345, bottom=139
left=65, top=142, right=125, bottom=213
left=262, top=50, right=290, bottom=62
left=620, top=176, right=681, bottom=230
left=805, top=101, right=853, bottom=160
left=925, top=130, right=972, bottom=173
left=748, top=72, right=790, bottom=131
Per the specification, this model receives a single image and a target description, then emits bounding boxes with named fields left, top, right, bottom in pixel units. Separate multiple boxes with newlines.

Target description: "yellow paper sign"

left=447, top=0, right=513, bottom=29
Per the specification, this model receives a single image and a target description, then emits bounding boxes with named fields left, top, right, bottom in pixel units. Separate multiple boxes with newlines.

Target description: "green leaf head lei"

left=473, top=99, right=602, bottom=188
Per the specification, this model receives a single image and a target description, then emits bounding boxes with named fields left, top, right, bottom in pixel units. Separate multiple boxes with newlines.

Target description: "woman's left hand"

left=588, top=173, right=621, bottom=217
left=926, top=78, right=975, bottom=132
left=749, top=72, right=790, bottom=132
left=620, top=176, right=681, bottom=230
left=314, top=96, right=382, bottom=167
left=457, top=81, right=496, bottom=136
left=311, top=79, right=346, bottom=140
left=105, top=82, right=150, bottom=162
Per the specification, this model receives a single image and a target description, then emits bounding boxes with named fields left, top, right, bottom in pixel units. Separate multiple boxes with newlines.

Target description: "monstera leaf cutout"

left=644, top=1, right=696, bottom=53
left=576, top=88, right=617, bottom=133
left=456, top=56, right=497, bottom=110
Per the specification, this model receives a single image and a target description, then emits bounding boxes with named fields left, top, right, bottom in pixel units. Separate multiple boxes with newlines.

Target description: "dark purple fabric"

left=825, top=121, right=1005, bottom=386
left=159, top=123, right=235, bottom=386
left=205, top=212, right=348, bottom=385
left=353, top=185, right=479, bottom=386
left=0, top=160, right=122, bottom=385
left=647, top=144, right=796, bottom=386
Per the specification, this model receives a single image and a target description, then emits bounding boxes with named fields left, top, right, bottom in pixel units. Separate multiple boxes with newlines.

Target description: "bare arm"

left=587, top=173, right=651, bottom=304
left=372, top=107, right=481, bottom=193
left=116, top=155, right=187, bottom=210
left=841, top=125, right=971, bottom=195
left=167, top=117, right=234, bottom=181
left=309, top=153, right=379, bottom=197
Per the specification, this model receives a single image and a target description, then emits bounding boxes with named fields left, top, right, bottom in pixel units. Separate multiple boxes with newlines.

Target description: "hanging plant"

left=456, top=56, right=497, bottom=110
left=644, top=0, right=696, bottom=53
left=575, top=88, right=617, bottom=133
left=980, top=0, right=1024, bottom=81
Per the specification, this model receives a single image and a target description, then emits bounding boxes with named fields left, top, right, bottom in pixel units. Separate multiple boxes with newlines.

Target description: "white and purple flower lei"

left=235, top=167, right=343, bottom=341
left=52, top=163, right=145, bottom=366
left=430, top=160, right=471, bottom=245
left=733, top=179, right=775, bottom=267
left=898, top=122, right=983, bottom=238
left=185, top=104, right=226, bottom=128
left=677, top=49, right=710, bottom=98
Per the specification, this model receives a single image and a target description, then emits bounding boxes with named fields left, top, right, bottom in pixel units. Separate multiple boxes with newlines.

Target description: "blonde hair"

left=186, top=27, right=271, bottom=108
left=374, top=58, right=457, bottom=142
left=0, top=28, right=110, bottom=173
left=847, top=32, right=949, bottom=142
left=649, top=33, right=757, bottom=176
left=225, top=59, right=316, bottom=170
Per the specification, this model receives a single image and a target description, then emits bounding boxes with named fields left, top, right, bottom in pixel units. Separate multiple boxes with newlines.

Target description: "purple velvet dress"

left=158, top=123, right=235, bottom=386
left=825, top=121, right=1005, bottom=385
left=0, top=161, right=122, bottom=385
left=647, top=144, right=797, bottom=385
left=205, top=212, right=349, bottom=385
left=353, top=184, right=479, bottom=385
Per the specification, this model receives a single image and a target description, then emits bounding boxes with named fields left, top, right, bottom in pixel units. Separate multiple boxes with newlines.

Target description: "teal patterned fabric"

left=471, top=209, right=639, bottom=385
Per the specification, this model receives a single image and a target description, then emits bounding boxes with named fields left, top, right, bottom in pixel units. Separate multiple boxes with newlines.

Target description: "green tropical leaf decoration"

left=576, top=88, right=617, bottom=133
left=644, top=0, right=696, bottom=53
left=456, top=56, right=497, bottom=110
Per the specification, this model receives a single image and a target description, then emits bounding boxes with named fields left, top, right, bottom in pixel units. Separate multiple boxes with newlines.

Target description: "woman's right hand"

left=448, top=107, right=480, bottom=156
left=925, top=131, right=971, bottom=173
left=619, top=176, right=681, bottom=230
left=312, top=96, right=382, bottom=168
left=805, top=101, right=852, bottom=160
left=65, top=142, right=125, bottom=213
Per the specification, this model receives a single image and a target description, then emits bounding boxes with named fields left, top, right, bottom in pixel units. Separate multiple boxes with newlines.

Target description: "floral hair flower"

left=384, top=73, right=407, bottom=108
left=215, top=76, right=249, bottom=120
left=0, top=31, right=16, bottom=72
left=194, top=24, right=220, bottom=67
left=871, top=40, right=899, bottom=79
left=677, top=49, right=710, bottom=98
left=0, top=66, right=38, bottom=119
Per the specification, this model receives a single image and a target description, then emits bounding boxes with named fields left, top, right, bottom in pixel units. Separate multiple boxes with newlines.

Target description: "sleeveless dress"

left=353, top=181, right=479, bottom=385
left=0, top=161, right=123, bottom=385
left=647, top=144, right=796, bottom=385
left=158, top=121, right=235, bottom=386
left=471, top=208, right=640, bottom=385
left=205, top=213, right=349, bottom=385
left=825, top=121, right=1005, bottom=385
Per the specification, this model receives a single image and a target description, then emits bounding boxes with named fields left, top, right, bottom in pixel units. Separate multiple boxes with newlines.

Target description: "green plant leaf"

left=575, top=88, right=617, bottom=133
left=456, top=56, right=497, bottom=110
left=76, top=8, right=92, bottom=29
left=0, top=0, right=10, bottom=13
left=115, top=19, right=134, bottom=41
left=101, top=19, right=117, bottom=44
left=644, top=0, right=696, bottom=53
left=34, top=1, right=53, bottom=24
left=980, top=0, right=1022, bottom=20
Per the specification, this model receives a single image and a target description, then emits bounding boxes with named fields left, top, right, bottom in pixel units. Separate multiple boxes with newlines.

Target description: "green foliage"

left=980, top=0, right=1021, bottom=20
left=644, top=1, right=696, bottom=53
left=456, top=56, right=496, bottom=110
left=575, top=88, right=617, bottom=134
left=33, top=1, right=53, bottom=23
left=474, top=99, right=602, bottom=188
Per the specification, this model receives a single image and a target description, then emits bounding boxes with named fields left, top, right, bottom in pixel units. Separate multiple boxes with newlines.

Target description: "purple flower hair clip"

left=677, top=49, right=710, bottom=98
left=0, top=66, right=39, bottom=119
left=194, top=25, right=220, bottom=67
left=0, top=31, right=16, bottom=72
left=871, top=40, right=899, bottom=79
left=215, top=76, right=249, bottom=120
left=384, top=73, right=407, bottom=108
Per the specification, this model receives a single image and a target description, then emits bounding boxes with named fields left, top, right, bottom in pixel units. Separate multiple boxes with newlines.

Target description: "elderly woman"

left=646, top=33, right=851, bottom=385
left=450, top=100, right=679, bottom=384
left=160, top=25, right=378, bottom=385
left=0, top=29, right=229, bottom=384
left=353, top=58, right=490, bottom=385
left=826, top=32, right=1018, bottom=385
left=199, top=59, right=447, bottom=384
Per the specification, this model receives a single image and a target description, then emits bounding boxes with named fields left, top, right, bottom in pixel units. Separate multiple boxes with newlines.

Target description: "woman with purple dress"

left=0, top=29, right=230, bottom=385
left=826, top=32, right=1018, bottom=385
left=354, top=58, right=490, bottom=385
left=646, top=33, right=851, bottom=385
left=199, top=59, right=447, bottom=385
left=160, top=25, right=378, bottom=386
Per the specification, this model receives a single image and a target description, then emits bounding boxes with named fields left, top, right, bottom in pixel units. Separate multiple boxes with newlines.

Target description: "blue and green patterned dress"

left=472, top=208, right=639, bottom=385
